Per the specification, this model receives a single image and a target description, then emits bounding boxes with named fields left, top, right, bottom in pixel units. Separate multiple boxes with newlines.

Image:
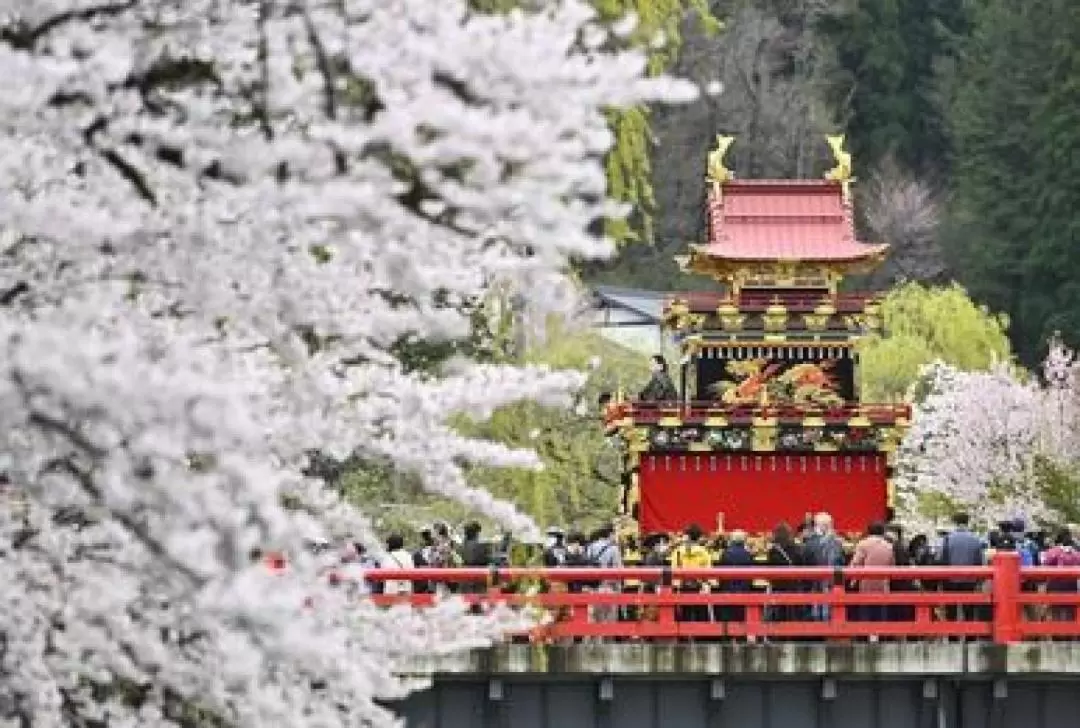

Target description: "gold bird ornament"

left=825, top=134, right=855, bottom=202
left=705, top=134, right=735, bottom=187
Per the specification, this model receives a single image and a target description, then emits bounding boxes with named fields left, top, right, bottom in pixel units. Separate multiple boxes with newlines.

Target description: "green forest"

left=342, top=0, right=1078, bottom=537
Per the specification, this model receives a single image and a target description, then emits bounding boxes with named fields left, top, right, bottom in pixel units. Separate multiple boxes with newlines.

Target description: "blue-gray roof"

left=591, top=285, right=669, bottom=323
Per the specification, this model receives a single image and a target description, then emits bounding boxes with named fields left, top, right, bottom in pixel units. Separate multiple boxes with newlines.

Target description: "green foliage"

left=597, top=0, right=720, bottom=244
left=471, top=0, right=720, bottom=245
left=469, top=0, right=518, bottom=10
left=944, top=0, right=1080, bottom=366
left=453, top=326, right=650, bottom=529
left=1033, top=456, right=1080, bottom=527
left=337, top=457, right=474, bottom=540
left=594, top=0, right=721, bottom=76
left=817, top=0, right=973, bottom=178
left=336, top=326, right=649, bottom=536
left=859, top=282, right=1012, bottom=402
left=603, top=106, right=654, bottom=243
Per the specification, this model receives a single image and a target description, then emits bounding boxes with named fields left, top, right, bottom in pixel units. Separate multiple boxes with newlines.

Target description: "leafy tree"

left=595, top=0, right=720, bottom=242
left=333, top=325, right=649, bottom=537
left=859, top=282, right=1012, bottom=402
left=945, top=0, right=1080, bottom=365
left=818, top=0, right=973, bottom=178
left=453, top=326, right=650, bottom=529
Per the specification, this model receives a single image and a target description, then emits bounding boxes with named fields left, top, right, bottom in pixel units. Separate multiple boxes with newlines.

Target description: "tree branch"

left=81, top=116, right=157, bottom=206
left=12, top=372, right=205, bottom=589
left=256, top=0, right=275, bottom=141
left=0, top=0, right=136, bottom=50
left=303, top=12, right=337, bottom=121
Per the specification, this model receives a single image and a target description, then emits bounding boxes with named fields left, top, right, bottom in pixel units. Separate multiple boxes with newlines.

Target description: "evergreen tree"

left=945, top=0, right=1080, bottom=364
left=818, top=0, right=973, bottom=177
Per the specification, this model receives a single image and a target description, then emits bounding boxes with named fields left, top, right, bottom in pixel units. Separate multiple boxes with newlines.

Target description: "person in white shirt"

left=378, top=533, right=415, bottom=596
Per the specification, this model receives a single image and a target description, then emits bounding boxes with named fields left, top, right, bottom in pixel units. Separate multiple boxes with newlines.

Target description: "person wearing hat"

left=543, top=527, right=567, bottom=567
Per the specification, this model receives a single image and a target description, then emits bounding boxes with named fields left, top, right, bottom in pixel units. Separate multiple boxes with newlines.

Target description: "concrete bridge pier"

left=396, top=643, right=1080, bottom=728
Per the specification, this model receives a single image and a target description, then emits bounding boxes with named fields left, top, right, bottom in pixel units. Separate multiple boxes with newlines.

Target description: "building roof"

left=698, top=179, right=887, bottom=262
left=591, top=285, right=667, bottom=324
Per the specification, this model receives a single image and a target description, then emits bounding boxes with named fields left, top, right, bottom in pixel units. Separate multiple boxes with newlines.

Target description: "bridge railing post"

left=657, top=566, right=676, bottom=635
left=991, top=551, right=1022, bottom=644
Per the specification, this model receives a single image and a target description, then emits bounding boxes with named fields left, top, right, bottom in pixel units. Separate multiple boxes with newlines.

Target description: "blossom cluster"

left=0, top=1, right=692, bottom=725
left=898, top=340, right=1080, bottom=525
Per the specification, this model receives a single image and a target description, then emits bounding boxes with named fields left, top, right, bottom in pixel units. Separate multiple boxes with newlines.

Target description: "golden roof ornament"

left=825, top=135, right=854, bottom=203
left=705, top=134, right=735, bottom=190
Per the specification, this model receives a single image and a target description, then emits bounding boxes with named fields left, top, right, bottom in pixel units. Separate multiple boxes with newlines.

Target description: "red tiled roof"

left=701, top=179, right=887, bottom=261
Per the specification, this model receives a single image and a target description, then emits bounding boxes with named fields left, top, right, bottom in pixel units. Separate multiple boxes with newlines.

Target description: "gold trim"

left=803, top=313, right=830, bottom=331
left=719, top=312, right=745, bottom=331
left=751, top=426, right=777, bottom=451
left=692, top=340, right=855, bottom=349
left=763, top=300, right=788, bottom=332
left=679, top=251, right=886, bottom=289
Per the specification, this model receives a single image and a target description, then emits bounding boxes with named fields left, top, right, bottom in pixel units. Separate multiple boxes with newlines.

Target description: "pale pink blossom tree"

left=898, top=340, right=1080, bottom=525
left=0, top=0, right=692, bottom=725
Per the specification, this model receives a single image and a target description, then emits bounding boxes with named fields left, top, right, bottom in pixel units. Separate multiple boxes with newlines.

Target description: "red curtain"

left=638, top=453, right=887, bottom=535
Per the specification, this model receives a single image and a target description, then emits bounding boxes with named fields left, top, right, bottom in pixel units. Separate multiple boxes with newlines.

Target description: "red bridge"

left=363, top=553, right=1080, bottom=643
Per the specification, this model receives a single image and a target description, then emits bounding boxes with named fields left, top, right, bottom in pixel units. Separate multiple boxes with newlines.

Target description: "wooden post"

left=991, top=551, right=1022, bottom=644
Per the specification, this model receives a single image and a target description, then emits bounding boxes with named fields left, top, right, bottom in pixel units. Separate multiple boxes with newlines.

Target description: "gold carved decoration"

left=762, top=299, right=788, bottom=332
left=862, top=301, right=883, bottom=332
left=877, top=426, right=907, bottom=453
left=665, top=299, right=688, bottom=321
left=664, top=300, right=705, bottom=332
left=678, top=254, right=883, bottom=290
left=751, top=422, right=778, bottom=451
left=814, top=299, right=837, bottom=316
left=719, top=313, right=745, bottom=331
left=624, top=427, right=650, bottom=452
left=825, top=134, right=855, bottom=203
left=802, top=313, right=830, bottom=331
left=705, top=135, right=735, bottom=189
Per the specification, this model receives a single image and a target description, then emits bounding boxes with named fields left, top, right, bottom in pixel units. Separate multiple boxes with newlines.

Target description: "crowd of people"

left=298, top=511, right=1080, bottom=631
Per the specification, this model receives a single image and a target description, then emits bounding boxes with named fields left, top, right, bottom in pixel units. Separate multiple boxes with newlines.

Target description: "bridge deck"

left=401, top=642, right=1080, bottom=678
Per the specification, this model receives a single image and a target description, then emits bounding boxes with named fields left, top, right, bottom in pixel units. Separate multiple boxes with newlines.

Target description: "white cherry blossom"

left=898, top=340, right=1080, bottom=524
left=0, top=0, right=693, bottom=725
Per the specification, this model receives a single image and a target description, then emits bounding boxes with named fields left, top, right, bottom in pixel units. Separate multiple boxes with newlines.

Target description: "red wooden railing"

left=350, top=554, right=1080, bottom=644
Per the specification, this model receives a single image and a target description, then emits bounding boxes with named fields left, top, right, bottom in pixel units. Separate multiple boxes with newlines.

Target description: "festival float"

left=604, top=136, right=911, bottom=538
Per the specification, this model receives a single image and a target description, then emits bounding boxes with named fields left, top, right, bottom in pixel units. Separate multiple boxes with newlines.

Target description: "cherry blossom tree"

left=898, top=341, right=1080, bottom=525
left=0, top=0, right=692, bottom=725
